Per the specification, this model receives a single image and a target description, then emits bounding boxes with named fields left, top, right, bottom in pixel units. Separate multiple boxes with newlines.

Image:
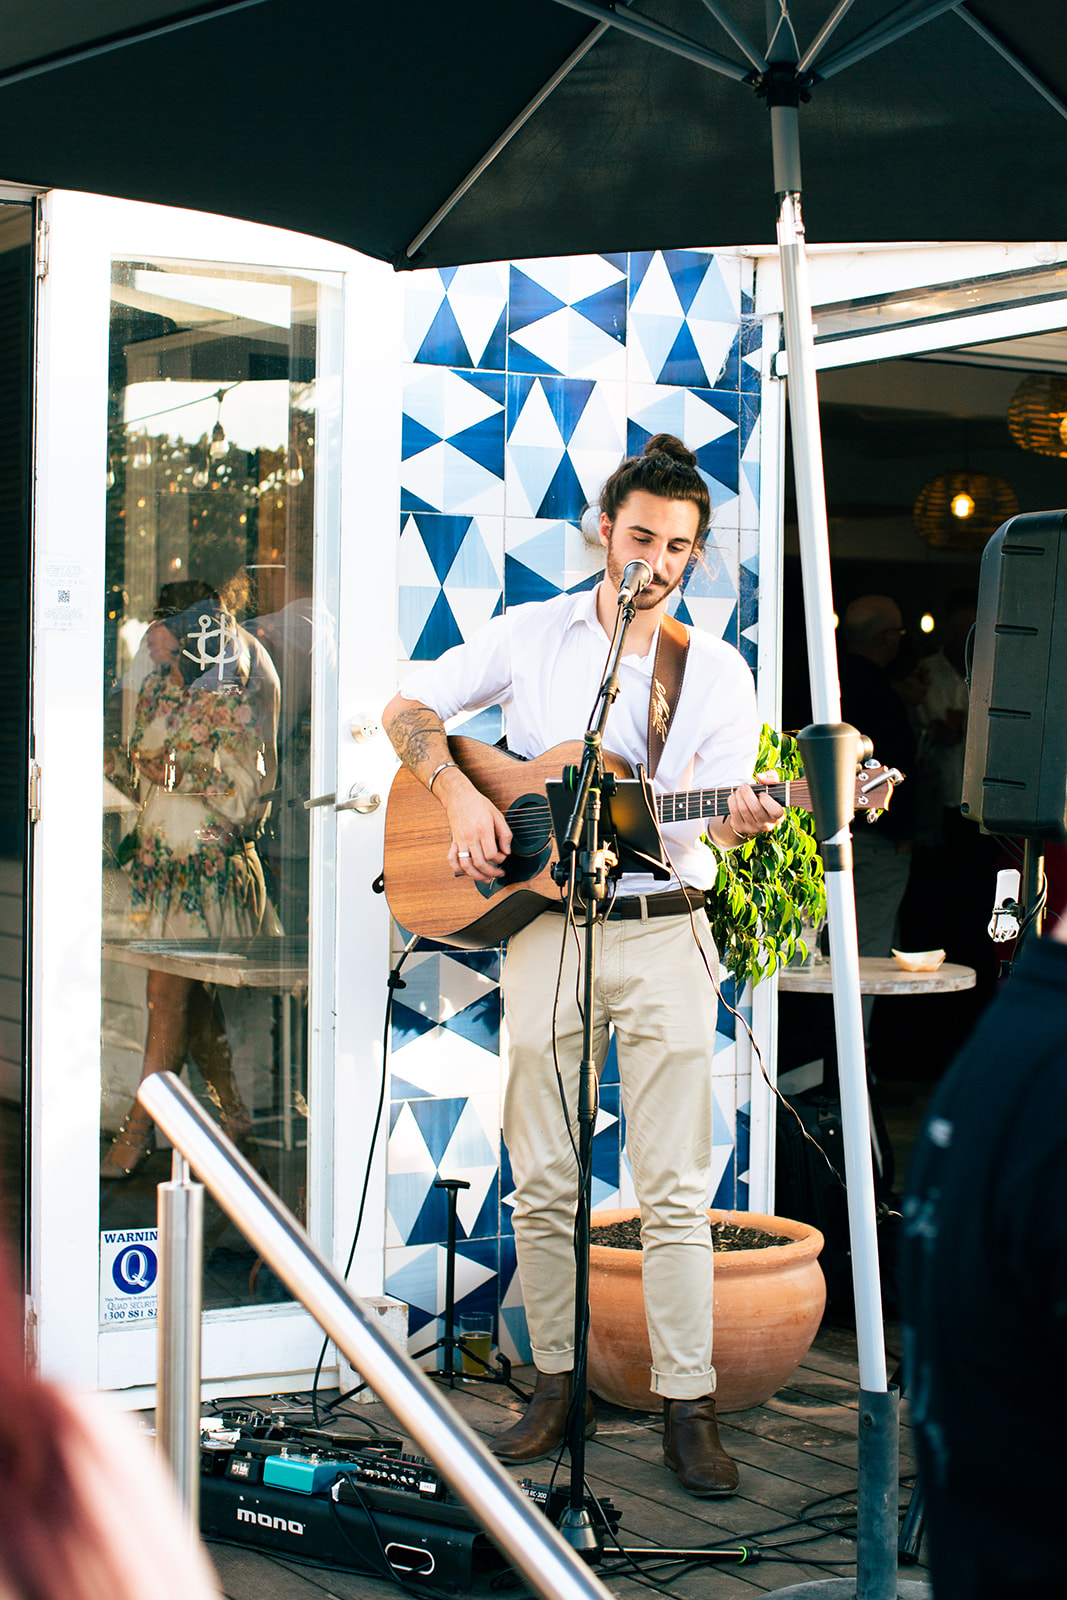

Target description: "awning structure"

left=0, top=2, right=1060, bottom=266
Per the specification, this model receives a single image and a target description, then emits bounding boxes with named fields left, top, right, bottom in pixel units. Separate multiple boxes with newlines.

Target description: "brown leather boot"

left=490, top=1370, right=596, bottom=1465
left=662, top=1395, right=739, bottom=1497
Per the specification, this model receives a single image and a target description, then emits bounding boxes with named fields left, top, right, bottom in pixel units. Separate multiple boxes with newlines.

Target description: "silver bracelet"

left=427, top=760, right=457, bottom=795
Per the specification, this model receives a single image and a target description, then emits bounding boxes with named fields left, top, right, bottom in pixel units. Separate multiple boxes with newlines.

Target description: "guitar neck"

left=657, top=779, right=812, bottom=825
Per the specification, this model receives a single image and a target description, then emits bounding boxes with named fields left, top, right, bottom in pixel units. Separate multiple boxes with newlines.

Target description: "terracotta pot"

left=587, top=1207, right=826, bottom=1414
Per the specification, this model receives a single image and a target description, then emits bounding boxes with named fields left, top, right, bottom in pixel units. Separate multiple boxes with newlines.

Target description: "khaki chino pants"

left=501, top=906, right=721, bottom=1399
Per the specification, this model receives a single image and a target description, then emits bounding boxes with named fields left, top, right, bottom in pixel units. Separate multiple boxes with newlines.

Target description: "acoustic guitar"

left=382, top=738, right=899, bottom=950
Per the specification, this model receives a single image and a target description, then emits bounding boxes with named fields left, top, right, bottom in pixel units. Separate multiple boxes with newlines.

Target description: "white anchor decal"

left=182, top=612, right=242, bottom=680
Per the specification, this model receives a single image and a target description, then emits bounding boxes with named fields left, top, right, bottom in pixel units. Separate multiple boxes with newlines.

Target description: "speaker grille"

left=962, top=511, right=1067, bottom=839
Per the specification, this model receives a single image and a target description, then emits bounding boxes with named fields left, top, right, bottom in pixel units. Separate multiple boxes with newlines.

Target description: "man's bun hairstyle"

left=599, top=433, right=711, bottom=545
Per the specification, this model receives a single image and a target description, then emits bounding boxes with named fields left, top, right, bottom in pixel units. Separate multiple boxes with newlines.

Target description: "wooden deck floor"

left=203, top=1320, right=927, bottom=1600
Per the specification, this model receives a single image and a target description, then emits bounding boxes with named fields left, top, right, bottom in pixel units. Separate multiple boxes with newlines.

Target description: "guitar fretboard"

left=656, top=780, right=812, bottom=825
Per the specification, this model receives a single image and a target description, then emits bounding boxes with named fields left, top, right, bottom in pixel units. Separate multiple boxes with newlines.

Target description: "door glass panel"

left=100, top=259, right=340, bottom=1313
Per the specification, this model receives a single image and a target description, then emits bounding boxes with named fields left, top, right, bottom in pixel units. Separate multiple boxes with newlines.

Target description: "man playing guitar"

left=383, top=435, right=783, bottom=1496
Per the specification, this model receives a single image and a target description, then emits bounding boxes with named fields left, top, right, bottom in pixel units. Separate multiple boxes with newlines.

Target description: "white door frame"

left=30, top=190, right=401, bottom=1399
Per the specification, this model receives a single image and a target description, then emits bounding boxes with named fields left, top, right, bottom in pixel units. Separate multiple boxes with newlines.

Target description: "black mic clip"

left=617, top=559, right=653, bottom=606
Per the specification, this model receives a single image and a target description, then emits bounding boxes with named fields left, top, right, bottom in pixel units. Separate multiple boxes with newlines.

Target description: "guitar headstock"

left=853, top=759, right=903, bottom=821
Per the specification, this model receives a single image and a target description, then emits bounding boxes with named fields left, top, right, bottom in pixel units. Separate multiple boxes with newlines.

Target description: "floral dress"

left=125, top=666, right=280, bottom=941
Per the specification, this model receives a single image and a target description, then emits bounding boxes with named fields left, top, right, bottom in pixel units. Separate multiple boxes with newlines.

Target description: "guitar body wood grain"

left=382, top=737, right=633, bottom=948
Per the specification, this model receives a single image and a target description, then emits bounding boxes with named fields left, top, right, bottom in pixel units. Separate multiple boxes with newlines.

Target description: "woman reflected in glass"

left=101, top=588, right=280, bottom=1180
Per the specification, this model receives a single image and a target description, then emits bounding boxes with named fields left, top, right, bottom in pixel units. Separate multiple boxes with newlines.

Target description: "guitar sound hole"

left=476, top=792, right=553, bottom=899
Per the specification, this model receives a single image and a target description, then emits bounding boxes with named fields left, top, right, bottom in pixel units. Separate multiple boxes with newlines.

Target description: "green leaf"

left=702, top=723, right=829, bottom=987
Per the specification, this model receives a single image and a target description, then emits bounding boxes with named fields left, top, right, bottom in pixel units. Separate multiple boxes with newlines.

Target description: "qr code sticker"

left=57, top=589, right=70, bottom=604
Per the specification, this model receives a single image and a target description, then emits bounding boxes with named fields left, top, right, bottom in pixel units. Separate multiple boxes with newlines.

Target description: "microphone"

left=617, top=559, right=653, bottom=605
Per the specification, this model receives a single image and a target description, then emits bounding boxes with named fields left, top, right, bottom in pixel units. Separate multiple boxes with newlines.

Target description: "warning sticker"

left=100, top=1229, right=159, bottom=1326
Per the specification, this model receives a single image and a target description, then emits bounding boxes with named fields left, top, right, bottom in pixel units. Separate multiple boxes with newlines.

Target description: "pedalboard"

left=199, top=1474, right=493, bottom=1589
left=198, top=1418, right=618, bottom=1586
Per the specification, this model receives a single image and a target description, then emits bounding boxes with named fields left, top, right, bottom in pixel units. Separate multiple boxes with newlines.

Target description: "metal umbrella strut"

left=621, top=6, right=889, bottom=1591
left=0, top=4, right=1064, bottom=258
left=762, top=19, right=899, bottom=1599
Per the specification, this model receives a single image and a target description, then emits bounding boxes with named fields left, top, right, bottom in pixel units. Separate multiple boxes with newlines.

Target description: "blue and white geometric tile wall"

left=388, top=249, right=762, bottom=1367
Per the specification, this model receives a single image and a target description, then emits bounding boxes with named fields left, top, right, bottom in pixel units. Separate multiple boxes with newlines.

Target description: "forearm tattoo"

left=387, top=705, right=449, bottom=779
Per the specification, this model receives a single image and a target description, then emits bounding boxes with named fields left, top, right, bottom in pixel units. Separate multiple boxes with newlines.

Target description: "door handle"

left=304, top=785, right=381, bottom=814
left=336, top=784, right=380, bottom=814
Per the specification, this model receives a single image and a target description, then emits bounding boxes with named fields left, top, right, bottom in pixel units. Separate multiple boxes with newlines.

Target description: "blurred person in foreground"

left=901, top=904, right=1067, bottom=1600
left=0, top=1232, right=220, bottom=1600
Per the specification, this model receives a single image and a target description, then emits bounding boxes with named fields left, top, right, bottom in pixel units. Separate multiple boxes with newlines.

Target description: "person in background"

left=922, top=591, right=976, bottom=826
left=888, top=633, right=931, bottom=719
left=0, top=1226, right=221, bottom=1600
left=889, top=634, right=941, bottom=854
left=837, top=596, right=917, bottom=1020
left=898, top=591, right=999, bottom=1042
left=100, top=590, right=280, bottom=1179
left=901, top=905, right=1067, bottom=1599
left=921, top=590, right=999, bottom=1008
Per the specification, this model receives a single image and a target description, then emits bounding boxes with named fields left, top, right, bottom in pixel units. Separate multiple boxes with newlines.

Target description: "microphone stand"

left=550, top=590, right=632, bottom=1557
left=549, top=592, right=754, bottom=1572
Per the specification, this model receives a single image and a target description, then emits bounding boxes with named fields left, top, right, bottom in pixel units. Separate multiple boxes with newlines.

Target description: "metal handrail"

left=138, top=1072, right=614, bottom=1600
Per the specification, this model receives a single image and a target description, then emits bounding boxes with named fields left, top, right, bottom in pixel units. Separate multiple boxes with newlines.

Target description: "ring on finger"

left=457, top=850, right=472, bottom=858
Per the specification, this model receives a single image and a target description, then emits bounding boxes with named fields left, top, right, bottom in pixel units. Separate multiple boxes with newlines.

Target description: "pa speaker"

left=962, top=509, right=1067, bottom=840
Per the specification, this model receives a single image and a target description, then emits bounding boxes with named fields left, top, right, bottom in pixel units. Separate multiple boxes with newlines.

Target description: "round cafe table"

left=778, top=956, right=975, bottom=995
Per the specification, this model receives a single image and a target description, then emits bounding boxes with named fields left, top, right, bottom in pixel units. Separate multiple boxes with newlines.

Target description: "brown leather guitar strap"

left=647, top=611, right=690, bottom=782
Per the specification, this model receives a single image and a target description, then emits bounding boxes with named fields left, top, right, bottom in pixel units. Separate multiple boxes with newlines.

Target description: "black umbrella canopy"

left=0, top=1, right=1064, bottom=267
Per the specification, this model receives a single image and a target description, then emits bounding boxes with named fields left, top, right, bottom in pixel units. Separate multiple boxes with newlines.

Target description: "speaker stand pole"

left=1022, top=838, right=1046, bottom=942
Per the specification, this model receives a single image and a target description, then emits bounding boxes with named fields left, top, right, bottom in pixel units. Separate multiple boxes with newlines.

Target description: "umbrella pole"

left=770, top=98, right=899, bottom=1600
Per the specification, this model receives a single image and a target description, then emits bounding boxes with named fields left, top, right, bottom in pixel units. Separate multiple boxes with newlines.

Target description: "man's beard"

left=605, top=545, right=685, bottom=607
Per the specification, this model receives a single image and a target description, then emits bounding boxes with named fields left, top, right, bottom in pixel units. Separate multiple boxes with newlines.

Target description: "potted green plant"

left=704, top=725, right=826, bottom=985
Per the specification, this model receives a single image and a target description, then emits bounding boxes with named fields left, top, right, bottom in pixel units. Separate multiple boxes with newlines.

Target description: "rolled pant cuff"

left=651, top=1367, right=717, bottom=1400
left=531, top=1347, right=575, bottom=1375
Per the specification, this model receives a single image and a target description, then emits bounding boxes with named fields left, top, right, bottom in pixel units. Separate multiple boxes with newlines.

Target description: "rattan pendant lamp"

left=913, top=469, right=1019, bottom=549
left=1007, top=373, right=1067, bottom=458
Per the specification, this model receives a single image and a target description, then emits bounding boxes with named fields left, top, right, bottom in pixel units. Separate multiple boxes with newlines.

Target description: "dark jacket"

left=838, top=650, right=916, bottom=843
left=901, top=936, right=1067, bottom=1599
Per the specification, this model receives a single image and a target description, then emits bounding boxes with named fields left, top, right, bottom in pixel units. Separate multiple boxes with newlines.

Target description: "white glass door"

left=30, top=191, right=400, bottom=1397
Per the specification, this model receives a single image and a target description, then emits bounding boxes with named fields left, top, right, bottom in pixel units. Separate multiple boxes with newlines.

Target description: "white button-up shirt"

left=399, top=587, right=759, bottom=895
